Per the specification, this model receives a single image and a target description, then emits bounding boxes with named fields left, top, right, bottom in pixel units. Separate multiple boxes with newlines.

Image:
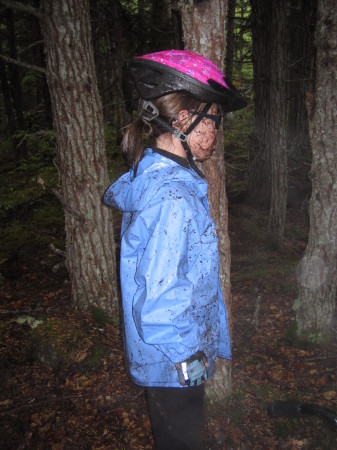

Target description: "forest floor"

left=0, top=198, right=336, bottom=449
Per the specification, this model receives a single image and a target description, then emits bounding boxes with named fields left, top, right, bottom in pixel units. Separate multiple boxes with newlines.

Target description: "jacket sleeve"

left=131, top=196, right=203, bottom=365
left=217, top=281, right=232, bottom=359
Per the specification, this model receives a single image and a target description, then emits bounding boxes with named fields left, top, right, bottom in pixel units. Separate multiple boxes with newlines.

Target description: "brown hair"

left=122, top=93, right=203, bottom=173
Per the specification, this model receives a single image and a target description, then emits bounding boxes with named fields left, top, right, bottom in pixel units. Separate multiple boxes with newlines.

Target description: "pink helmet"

left=129, top=49, right=246, bottom=112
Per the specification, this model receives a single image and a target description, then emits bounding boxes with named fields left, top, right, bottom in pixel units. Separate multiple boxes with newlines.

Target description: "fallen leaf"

left=323, top=390, right=336, bottom=400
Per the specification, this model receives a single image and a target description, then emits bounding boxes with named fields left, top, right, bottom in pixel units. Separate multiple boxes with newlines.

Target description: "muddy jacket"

left=104, top=148, right=231, bottom=387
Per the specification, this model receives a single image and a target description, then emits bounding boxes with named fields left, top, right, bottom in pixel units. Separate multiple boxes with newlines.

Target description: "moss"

left=84, top=343, right=108, bottom=369
left=234, top=386, right=246, bottom=402
left=90, top=306, right=114, bottom=328
left=283, top=320, right=299, bottom=343
left=284, top=320, right=332, bottom=348
left=271, top=418, right=301, bottom=439
left=29, top=317, right=90, bottom=369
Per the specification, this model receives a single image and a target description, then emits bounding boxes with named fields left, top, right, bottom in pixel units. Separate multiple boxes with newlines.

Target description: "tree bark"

left=294, top=0, right=337, bottom=343
left=175, top=0, right=232, bottom=417
left=225, top=0, right=236, bottom=80
left=39, top=0, right=119, bottom=318
left=267, top=0, right=287, bottom=245
left=287, top=0, right=316, bottom=168
left=249, top=0, right=288, bottom=245
left=5, top=8, right=27, bottom=160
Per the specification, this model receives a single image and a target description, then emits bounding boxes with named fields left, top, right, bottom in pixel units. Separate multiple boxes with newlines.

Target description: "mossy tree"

left=294, top=0, right=337, bottom=343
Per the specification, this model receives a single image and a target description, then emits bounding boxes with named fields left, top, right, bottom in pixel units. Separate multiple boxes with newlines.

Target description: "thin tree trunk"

left=248, top=0, right=272, bottom=207
left=287, top=0, right=316, bottom=168
left=175, top=0, right=232, bottom=421
left=5, top=8, right=27, bottom=160
left=268, top=0, right=287, bottom=245
left=249, top=0, right=288, bottom=245
left=39, top=0, right=119, bottom=318
left=0, top=38, right=15, bottom=134
left=294, top=0, right=337, bottom=343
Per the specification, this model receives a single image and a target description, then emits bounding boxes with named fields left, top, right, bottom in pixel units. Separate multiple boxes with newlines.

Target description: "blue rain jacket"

left=104, top=148, right=231, bottom=387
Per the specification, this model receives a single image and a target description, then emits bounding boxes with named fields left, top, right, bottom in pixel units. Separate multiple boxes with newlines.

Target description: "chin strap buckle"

left=172, top=129, right=188, bottom=142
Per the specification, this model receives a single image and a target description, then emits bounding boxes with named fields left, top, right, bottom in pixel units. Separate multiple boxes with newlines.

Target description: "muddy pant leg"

left=145, top=385, right=205, bottom=450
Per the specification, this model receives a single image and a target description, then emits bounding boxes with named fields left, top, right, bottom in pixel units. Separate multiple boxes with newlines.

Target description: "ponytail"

left=121, top=118, right=150, bottom=174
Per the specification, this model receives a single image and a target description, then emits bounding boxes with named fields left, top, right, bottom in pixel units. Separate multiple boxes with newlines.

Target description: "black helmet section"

left=129, top=58, right=247, bottom=112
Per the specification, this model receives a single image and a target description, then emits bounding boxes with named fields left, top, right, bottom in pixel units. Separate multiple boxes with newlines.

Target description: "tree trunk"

left=39, top=0, right=119, bottom=318
left=5, top=8, right=27, bottom=160
left=294, top=0, right=337, bottom=343
left=175, top=0, right=232, bottom=419
left=287, top=0, right=316, bottom=168
left=225, top=0, right=236, bottom=80
left=109, top=0, right=130, bottom=140
left=247, top=0, right=272, bottom=207
left=267, top=0, right=287, bottom=245
left=33, top=0, right=53, bottom=129
left=249, top=0, right=288, bottom=245
left=0, top=35, right=15, bottom=134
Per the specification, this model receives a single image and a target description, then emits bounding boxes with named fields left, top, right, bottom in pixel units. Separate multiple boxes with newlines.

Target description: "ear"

left=174, top=110, right=191, bottom=131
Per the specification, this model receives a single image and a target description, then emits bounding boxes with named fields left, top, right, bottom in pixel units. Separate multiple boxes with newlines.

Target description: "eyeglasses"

left=189, top=111, right=222, bottom=130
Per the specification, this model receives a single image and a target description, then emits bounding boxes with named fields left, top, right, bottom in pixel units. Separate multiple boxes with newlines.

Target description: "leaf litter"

left=0, top=206, right=336, bottom=449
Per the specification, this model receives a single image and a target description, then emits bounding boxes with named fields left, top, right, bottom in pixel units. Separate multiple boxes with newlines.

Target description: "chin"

left=195, top=154, right=211, bottom=162
left=195, top=148, right=214, bottom=162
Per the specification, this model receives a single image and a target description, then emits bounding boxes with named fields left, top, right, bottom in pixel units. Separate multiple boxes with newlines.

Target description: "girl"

left=104, top=50, right=246, bottom=450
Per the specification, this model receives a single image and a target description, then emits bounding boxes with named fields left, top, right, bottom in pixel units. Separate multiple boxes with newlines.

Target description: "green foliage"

left=0, top=131, right=63, bottom=267
left=0, top=130, right=58, bottom=219
left=229, top=0, right=253, bottom=86
left=224, top=104, right=254, bottom=148
left=104, top=123, right=121, bottom=162
left=104, top=123, right=128, bottom=181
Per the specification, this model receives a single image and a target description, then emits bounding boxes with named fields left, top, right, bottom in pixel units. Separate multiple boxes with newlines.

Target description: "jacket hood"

left=104, top=148, right=207, bottom=213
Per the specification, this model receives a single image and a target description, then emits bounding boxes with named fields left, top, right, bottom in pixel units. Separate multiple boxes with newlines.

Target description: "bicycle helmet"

left=129, top=49, right=247, bottom=112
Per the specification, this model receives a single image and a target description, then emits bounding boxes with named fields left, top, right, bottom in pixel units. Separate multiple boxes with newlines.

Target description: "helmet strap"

left=181, top=102, right=212, bottom=178
left=139, top=100, right=212, bottom=178
left=183, top=102, right=212, bottom=136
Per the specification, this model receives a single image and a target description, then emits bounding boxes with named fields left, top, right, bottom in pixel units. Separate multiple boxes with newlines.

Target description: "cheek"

left=193, top=127, right=217, bottom=148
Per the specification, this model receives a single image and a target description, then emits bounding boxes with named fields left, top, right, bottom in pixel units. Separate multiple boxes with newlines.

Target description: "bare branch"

left=18, top=40, right=44, bottom=56
left=0, top=0, right=41, bottom=19
left=49, top=243, right=66, bottom=258
left=0, top=53, right=46, bottom=75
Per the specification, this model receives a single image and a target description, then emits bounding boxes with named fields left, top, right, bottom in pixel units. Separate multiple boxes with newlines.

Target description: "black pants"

left=145, top=385, right=206, bottom=450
